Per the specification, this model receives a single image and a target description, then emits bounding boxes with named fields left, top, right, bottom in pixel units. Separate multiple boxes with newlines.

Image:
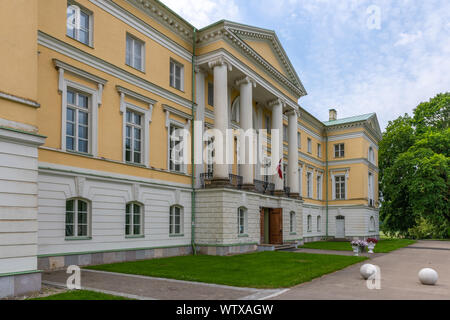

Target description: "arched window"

left=317, top=216, right=322, bottom=232
left=368, top=147, right=374, bottom=163
left=238, top=207, right=247, bottom=235
left=369, top=216, right=376, bottom=232
left=290, top=211, right=296, bottom=233
left=125, top=202, right=143, bottom=236
left=307, top=215, right=312, bottom=232
left=66, top=199, right=90, bottom=238
left=170, top=205, right=183, bottom=235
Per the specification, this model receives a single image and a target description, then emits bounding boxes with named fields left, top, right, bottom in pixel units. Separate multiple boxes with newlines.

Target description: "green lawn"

left=300, top=239, right=416, bottom=253
left=86, top=251, right=366, bottom=289
left=30, top=290, right=130, bottom=300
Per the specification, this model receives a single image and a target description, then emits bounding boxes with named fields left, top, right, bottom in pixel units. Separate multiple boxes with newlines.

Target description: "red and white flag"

left=276, top=159, right=283, bottom=179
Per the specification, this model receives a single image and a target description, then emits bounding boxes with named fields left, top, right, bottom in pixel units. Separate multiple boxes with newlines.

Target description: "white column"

left=236, top=76, right=256, bottom=187
left=287, top=110, right=299, bottom=196
left=269, top=98, right=284, bottom=192
left=208, top=57, right=232, bottom=182
left=194, top=67, right=205, bottom=188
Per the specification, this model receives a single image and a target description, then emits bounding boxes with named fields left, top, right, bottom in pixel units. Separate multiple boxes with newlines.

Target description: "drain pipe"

left=191, top=28, right=197, bottom=255
left=325, top=133, right=329, bottom=238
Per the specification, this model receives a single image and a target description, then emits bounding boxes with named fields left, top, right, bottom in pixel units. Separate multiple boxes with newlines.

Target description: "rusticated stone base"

left=0, top=272, right=41, bottom=299
left=196, top=244, right=258, bottom=256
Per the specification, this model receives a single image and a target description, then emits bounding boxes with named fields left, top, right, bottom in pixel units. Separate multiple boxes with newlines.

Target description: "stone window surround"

left=331, top=168, right=350, bottom=200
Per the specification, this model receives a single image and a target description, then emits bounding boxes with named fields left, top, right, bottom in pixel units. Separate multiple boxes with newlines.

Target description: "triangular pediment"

left=243, top=39, right=290, bottom=78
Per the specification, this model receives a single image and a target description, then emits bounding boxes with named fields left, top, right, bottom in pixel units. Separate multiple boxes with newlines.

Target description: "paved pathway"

left=272, top=240, right=450, bottom=300
left=42, top=269, right=286, bottom=300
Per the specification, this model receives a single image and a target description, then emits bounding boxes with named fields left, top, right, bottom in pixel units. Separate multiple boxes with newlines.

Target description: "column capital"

left=235, top=76, right=256, bottom=88
left=267, top=98, right=286, bottom=108
left=208, top=56, right=232, bottom=72
left=286, top=109, right=299, bottom=118
left=194, top=65, right=206, bottom=74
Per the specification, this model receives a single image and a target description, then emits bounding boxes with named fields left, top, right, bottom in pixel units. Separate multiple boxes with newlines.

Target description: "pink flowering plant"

left=367, top=238, right=378, bottom=244
left=351, top=240, right=368, bottom=248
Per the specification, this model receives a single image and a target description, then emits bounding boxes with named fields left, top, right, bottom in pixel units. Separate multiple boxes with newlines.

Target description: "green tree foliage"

left=379, top=93, right=450, bottom=239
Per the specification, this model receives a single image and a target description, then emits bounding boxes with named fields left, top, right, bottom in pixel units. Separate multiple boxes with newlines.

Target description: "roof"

left=323, top=113, right=376, bottom=126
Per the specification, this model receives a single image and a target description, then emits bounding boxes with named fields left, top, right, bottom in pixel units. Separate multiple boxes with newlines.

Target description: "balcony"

left=200, top=173, right=242, bottom=190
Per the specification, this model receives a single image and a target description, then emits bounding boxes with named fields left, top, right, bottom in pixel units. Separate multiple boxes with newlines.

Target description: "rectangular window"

left=368, top=172, right=374, bottom=206
left=335, top=175, right=346, bottom=199
left=265, top=115, right=271, bottom=133
left=66, top=89, right=90, bottom=153
left=207, top=82, right=214, bottom=106
left=125, top=203, right=142, bottom=236
left=65, top=199, right=89, bottom=238
left=334, top=143, right=345, bottom=158
left=125, top=110, right=142, bottom=164
left=317, top=143, right=321, bottom=157
left=297, top=132, right=301, bottom=148
left=306, top=172, right=312, bottom=198
left=290, top=212, right=295, bottom=233
left=307, top=138, right=312, bottom=153
left=126, top=34, right=144, bottom=71
left=170, top=60, right=184, bottom=91
left=283, top=125, right=288, bottom=142
left=283, top=163, right=288, bottom=189
left=66, top=2, right=92, bottom=46
left=170, top=206, right=182, bottom=235
left=169, top=124, right=183, bottom=172
left=317, top=175, right=322, bottom=200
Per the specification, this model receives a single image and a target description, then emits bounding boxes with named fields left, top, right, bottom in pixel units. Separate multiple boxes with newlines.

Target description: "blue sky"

left=162, top=0, right=450, bottom=130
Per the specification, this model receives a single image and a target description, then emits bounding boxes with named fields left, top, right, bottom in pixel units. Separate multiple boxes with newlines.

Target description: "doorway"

left=260, top=208, right=283, bottom=245
left=336, top=215, right=345, bottom=238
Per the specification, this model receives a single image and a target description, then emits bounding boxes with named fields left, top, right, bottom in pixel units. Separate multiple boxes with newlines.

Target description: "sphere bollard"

left=418, top=268, right=438, bottom=285
left=360, top=264, right=377, bottom=280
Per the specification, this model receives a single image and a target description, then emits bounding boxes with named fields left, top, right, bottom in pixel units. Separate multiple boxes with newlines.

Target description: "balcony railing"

left=200, top=172, right=242, bottom=189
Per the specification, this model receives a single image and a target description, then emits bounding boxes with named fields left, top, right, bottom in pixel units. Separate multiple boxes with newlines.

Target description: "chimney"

left=329, top=109, right=337, bottom=121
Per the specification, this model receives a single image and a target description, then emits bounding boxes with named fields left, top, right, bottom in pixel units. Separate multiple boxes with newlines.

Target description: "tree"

left=379, top=93, right=450, bottom=239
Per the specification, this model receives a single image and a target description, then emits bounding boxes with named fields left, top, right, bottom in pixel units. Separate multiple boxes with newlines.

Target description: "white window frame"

left=238, top=207, right=248, bottom=235
left=306, top=170, right=313, bottom=198
left=165, top=106, right=191, bottom=174
left=118, top=87, right=155, bottom=167
left=170, top=59, right=184, bottom=91
left=334, top=143, right=345, bottom=158
left=65, top=88, right=92, bottom=154
left=317, top=216, right=322, bottom=232
left=125, top=202, right=144, bottom=237
left=331, top=170, right=349, bottom=200
left=290, top=211, right=296, bottom=233
left=207, top=82, right=214, bottom=106
left=283, top=125, right=288, bottom=142
left=307, top=215, right=312, bottom=232
left=307, top=138, right=312, bottom=153
left=66, top=1, right=93, bottom=46
left=298, top=165, right=303, bottom=197
left=317, top=143, right=321, bottom=157
left=369, top=216, right=376, bottom=232
left=65, top=198, right=91, bottom=239
left=125, top=109, right=143, bottom=164
left=368, top=171, right=375, bottom=206
left=126, top=33, right=145, bottom=72
left=297, top=132, right=301, bottom=148
left=169, top=205, right=184, bottom=236
left=368, top=146, right=375, bottom=164
left=316, top=174, right=323, bottom=200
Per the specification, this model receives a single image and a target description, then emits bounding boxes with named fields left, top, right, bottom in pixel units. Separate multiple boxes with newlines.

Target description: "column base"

left=241, top=184, right=255, bottom=191
left=207, top=178, right=231, bottom=188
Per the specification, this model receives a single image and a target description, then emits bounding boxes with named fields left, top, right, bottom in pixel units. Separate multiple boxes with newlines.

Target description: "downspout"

left=325, top=132, right=329, bottom=238
left=191, top=28, right=197, bottom=255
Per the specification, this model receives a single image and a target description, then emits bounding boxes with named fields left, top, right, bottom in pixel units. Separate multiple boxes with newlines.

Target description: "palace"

left=0, top=0, right=381, bottom=297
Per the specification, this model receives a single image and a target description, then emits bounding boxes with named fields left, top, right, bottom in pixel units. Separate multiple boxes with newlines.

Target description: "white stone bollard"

left=360, top=264, right=377, bottom=280
left=418, top=268, right=438, bottom=285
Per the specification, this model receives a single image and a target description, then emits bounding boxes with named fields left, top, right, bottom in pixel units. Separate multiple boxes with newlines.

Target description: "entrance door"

left=336, top=216, right=345, bottom=238
left=269, top=208, right=283, bottom=244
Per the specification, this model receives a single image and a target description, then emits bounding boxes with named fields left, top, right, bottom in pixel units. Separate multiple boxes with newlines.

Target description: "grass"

left=29, top=290, right=130, bottom=300
left=85, top=251, right=367, bottom=289
left=300, top=239, right=416, bottom=253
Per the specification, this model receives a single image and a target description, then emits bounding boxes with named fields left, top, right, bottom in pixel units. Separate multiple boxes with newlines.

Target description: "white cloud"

left=395, top=31, right=423, bottom=46
left=160, top=0, right=241, bottom=29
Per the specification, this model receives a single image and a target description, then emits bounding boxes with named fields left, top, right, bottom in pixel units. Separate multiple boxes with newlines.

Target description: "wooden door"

left=269, top=208, right=283, bottom=244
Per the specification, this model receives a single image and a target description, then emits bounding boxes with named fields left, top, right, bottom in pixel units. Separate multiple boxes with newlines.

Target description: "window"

left=368, top=172, right=374, bottom=206
left=297, top=132, right=301, bottom=148
left=205, top=136, right=214, bottom=175
left=306, top=172, right=312, bottom=198
left=369, top=147, right=375, bottom=163
left=307, top=215, right=312, bottom=232
left=317, top=216, right=322, bottom=232
left=66, top=2, right=92, bottom=46
left=66, top=89, right=90, bottom=153
left=65, top=199, right=89, bottom=238
left=283, top=125, right=288, bottom=142
left=334, top=143, right=345, bottom=158
left=298, top=167, right=302, bottom=196
left=125, top=110, right=142, bottom=164
left=170, top=206, right=183, bottom=235
left=265, top=115, right=271, bottom=133
left=207, top=82, right=214, bottom=106
left=317, top=143, right=321, bottom=157
left=169, top=124, right=184, bottom=173
left=369, top=216, right=376, bottom=232
left=170, top=60, right=184, bottom=91
left=283, top=163, right=288, bottom=189
left=238, top=207, right=247, bottom=235
left=335, top=175, right=346, bottom=200
left=126, top=34, right=144, bottom=71
left=125, top=202, right=142, bottom=236
left=290, top=211, right=296, bottom=233
left=307, top=138, right=312, bottom=153
left=316, top=175, right=322, bottom=200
